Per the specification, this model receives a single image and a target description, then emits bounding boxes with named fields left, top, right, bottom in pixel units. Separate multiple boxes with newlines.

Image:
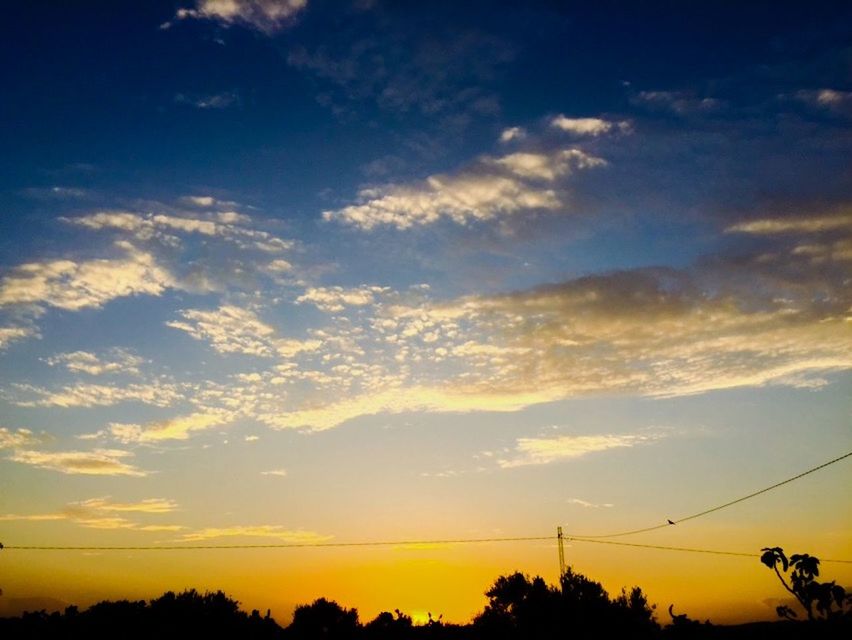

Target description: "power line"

left=0, top=535, right=552, bottom=551
left=563, top=537, right=852, bottom=564
left=565, top=450, right=852, bottom=539
left=2, top=535, right=850, bottom=564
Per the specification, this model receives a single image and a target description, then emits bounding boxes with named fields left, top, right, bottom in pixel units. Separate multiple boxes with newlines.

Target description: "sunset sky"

left=1, top=0, right=850, bottom=626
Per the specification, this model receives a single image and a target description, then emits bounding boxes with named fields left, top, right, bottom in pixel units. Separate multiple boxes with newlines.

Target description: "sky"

left=0, top=0, right=851, bottom=626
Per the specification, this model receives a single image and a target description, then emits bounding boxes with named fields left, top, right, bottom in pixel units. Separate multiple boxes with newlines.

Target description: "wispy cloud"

left=297, top=285, right=388, bottom=312
left=178, top=525, right=331, bottom=543
left=498, top=432, right=664, bottom=468
left=167, top=306, right=277, bottom=356
left=11, top=380, right=182, bottom=408
left=324, top=147, right=605, bottom=230
left=69, top=211, right=291, bottom=253
left=0, top=243, right=174, bottom=313
left=45, top=348, right=146, bottom=376
left=168, top=0, right=308, bottom=33
left=175, top=91, right=240, bottom=109
left=108, top=411, right=234, bottom=443
left=794, top=88, right=852, bottom=112
left=0, top=326, right=36, bottom=350
left=8, top=448, right=147, bottom=476
left=0, top=427, right=46, bottom=450
left=0, top=497, right=182, bottom=530
left=260, top=468, right=287, bottom=476
left=726, top=212, right=852, bottom=235
left=632, top=90, right=722, bottom=114
left=567, top=498, right=614, bottom=508
left=70, top=497, right=178, bottom=513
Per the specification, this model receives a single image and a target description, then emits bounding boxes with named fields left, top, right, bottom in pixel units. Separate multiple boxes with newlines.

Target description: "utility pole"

left=557, top=526, right=565, bottom=579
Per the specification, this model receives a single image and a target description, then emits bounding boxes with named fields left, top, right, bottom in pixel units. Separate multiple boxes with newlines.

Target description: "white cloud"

left=0, top=325, right=36, bottom=350
left=490, top=149, right=606, bottom=180
left=0, top=244, right=175, bottom=312
left=499, top=126, right=527, bottom=143
left=8, top=448, right=147, bottom=476
left=45, top=349, right=146, bottom=376
left=182, top=195, right=217, bottom=207
left=324, top=148, right=605, bottom=230
left=171, top=0, right=308, bottom=33
left=266, top=259, right=293, bottom=272
left=550, top=115, right=631, bottom=136
left=167, top=305, right=277, bottom=356
left=498, top=432, right=663, bottom=468
left=297, top=285, right=388, bottom=312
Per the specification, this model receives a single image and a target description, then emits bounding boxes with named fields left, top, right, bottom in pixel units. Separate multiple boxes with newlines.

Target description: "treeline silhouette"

left=1, top=561, right=849, bottom=639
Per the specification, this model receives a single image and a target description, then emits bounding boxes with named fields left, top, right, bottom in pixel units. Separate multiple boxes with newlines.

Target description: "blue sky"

left=0, top=0, right=850, bottom=624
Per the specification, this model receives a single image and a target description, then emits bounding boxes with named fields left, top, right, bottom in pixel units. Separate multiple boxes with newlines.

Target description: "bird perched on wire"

left=667, top=519, right=676, bottom=525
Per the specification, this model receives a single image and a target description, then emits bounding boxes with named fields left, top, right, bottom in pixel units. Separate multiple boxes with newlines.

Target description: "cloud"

left=170, top=0, right=307, bottom=33
left=70, top=497, right=178, bottom=513
left=175, top=92, right=240, bottom=109
left=182, top=195, right=217, bottom=207
left=259, top=384, right=569, bottom=432
left=178, top=525, right=331, bottom=543
left=632, top=91, right=722, bottom=114
left=726, top=212, right=852, bottom=235
left=499, top=127, right=527, bottom=143
left=11, top=380, right=182, bottom=408
left=68, top=210, right=292, bottom=253
left=8, top=448, right=147, bottom=476
left=0, top=497, right=182, bottom=531
left=498, top=432, right=664, bottom=468
left=0, top=325, right=36, bottom=350
left=794, top=88, right=852, bottom=112
left=550, top=115, right=631, bottom=136
left=0, top=427, right=45, bottom=450
left=324, top=147, right=605, bottom=230
left=45, top=349, right=146, bottom=376
left=0, top=243, right=175, bottom=313
left=108, top=411, right=234, bottom=443
left=260, top=468, right=287, bottom=476
left=0, top=513, right=65, bottom=522
left=167, top=305, right=276, bottom=356
left=296, top=285, right=388, bottom=312
left=567, top=498, right=614, bottom=508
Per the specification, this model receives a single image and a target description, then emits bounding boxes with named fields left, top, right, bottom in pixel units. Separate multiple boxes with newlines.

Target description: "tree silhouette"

left=761, top=547, right=851, bottom=621
left=473, top=568, right=658, bottom=639
left=287, top=597, right=359, bottom=640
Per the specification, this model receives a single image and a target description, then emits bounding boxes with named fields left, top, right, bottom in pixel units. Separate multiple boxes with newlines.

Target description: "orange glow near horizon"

left=2, top=526, right=851, bottom=625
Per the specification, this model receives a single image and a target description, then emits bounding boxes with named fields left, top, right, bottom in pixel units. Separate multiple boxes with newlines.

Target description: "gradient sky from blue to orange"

left=0, top=0, right=851, bottom=626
